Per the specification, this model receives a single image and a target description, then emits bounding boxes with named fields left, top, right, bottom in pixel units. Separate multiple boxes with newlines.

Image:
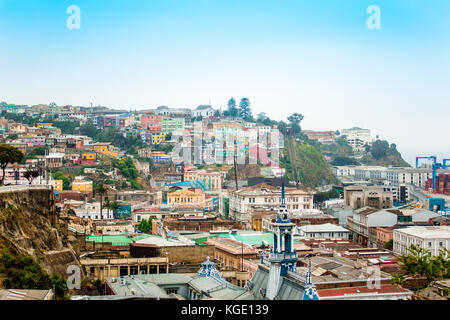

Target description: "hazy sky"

left=1, top=0, right=449, bottom=165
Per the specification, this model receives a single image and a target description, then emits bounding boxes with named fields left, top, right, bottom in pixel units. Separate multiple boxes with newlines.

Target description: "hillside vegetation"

left=282, top=138, right=338, bottom=189
left=360, top=140, right=410, bottom=167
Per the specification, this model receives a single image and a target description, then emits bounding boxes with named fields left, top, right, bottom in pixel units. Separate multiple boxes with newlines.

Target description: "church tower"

left=302, top=259, right=320, bottom=300
left=266, top=183, right=298, bottom=300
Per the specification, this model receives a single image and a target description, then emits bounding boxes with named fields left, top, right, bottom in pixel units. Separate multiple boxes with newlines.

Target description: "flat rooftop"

left=297, top=223, right=349, bottom=233
left=394, top=225, right=450, bottom=238
left=85, top=233, right=152, bottom=246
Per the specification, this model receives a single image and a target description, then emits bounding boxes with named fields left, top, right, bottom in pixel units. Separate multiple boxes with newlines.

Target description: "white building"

left=349, top=207, right=398, bottom=244
left=333, top=165, right=441, bottom=190
left=386, top=168, right=437, bottom=188
left=354, top=166, right=388, bottom=180
left=393, top=226, right=450, bottom=256
left=192, top=105, right=214, bottom=118
left=229, top=185, right=313, bottom=227
left=332, top=166, right=357, bottom=178
left=295, top=223, right=350, bottom=240
left=341, top=127, right=373, bottom=152
left=73, top=202, right=113, bottom=220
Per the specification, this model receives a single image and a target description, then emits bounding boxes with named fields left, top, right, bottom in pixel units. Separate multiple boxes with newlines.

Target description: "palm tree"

left=104, top=199, right=111, bottom=219
left=109, top=201, right=120, bottom=219
left=95, top=183, right=107, bottom=219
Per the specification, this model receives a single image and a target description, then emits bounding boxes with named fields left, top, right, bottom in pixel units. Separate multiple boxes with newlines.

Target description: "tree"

left=287, top=113, right=304, bottom=134
left=79, top=122, right=99, bottom=138
left=226, top=98, right=238, bottom=118
left=95, top=183, right=107, bottom=219
left=51, top=121, right=80, bottom=135
left=23, top=166, right=40, bottom=185
left=109, top=201, right=120, bottom=219
left=104, top=199, right=111, bottom=217
left=0, top=248, right=68, bottom=299
left=6, top=134, right=18, bottom=140
left=138, top=218, right=152, bottom=233
left=213, top=110, right=221, bottom=118
left=331, top=156, right=360, bottom=166
left=371, top=140, right=390, bottom=160
left=256, top=112, right=267, bottom=123
left=239, top=98, right=252, bottom=119
left=395, top=244, right=450, bottom=283
left=0, top=144, right=24, bottom=185
left=383, top=239, right=393, bottom=251
left=52, top=170, right=71, bottom=190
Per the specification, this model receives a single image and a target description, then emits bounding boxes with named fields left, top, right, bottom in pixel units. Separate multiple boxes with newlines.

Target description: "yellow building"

left=93, top=143, right=110, bottom=154
left=167, top=189, right=206, bottom=207
left=52, top=179, right=63, bottom=191
left=72, top=176, right=93, bottom=192
left=151, top=132, right=165, bottom=145
left=81, top=153, right=96, bottom=160
left=34, top=123, right=53, bottom=128
left=93, top=142, right=120, bottom=158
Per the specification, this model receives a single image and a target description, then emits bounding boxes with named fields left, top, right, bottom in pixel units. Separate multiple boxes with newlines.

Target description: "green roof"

left=192, top=231, right=302, bottom=246
left=166, top=180, right=207, bottom=192
left=85, top=233, right=152, bottom=246
left=192, top=235, right=220, bottom=245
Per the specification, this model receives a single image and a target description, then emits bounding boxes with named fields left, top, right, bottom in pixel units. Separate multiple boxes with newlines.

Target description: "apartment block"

left=344, top=185, right=393, bottom=209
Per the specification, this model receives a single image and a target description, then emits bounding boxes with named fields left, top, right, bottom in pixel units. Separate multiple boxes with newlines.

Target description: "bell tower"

left=266, top=182, right=298, bottom=299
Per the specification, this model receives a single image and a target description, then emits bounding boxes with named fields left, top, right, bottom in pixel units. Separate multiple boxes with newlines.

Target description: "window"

left=166, top=288, right=178, bottom=295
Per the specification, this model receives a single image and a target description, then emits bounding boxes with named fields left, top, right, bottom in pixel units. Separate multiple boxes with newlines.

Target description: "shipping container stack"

left=428, top=173, right=450, bottom=195
left=437, top=173, right=450, bottom=195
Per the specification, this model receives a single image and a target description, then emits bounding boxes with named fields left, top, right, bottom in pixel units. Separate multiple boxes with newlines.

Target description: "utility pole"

left=233, top=139, right=238, bottom=191
left=241, top=240, right=244, bottom=272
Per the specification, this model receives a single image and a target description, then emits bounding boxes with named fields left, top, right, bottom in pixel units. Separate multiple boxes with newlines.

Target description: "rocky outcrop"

left=0, top=186, right=81, bottom=276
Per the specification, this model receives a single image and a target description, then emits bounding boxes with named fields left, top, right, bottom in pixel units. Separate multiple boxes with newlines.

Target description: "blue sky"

left=1, top=0, right=449, bottom=165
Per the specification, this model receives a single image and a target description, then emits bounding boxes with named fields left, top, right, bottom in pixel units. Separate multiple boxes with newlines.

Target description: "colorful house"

left=93, top=142, right=120, bottom=158
left=151, top=132, right=165, bottom=145
left=78, top=152, right=96, bottom=165
left=72, top=176, right=93, bottom=193
left=167, top=189, right=206, bottom=207
left=161, top=117, right=185, bottom=134
left=34, top=123, right=53, bottom=129
left=52, top=179, right=63, bottom=192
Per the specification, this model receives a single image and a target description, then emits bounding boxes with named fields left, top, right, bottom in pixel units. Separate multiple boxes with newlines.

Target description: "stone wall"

left=0, top=186, right=81, bottom=276
left=160, top=245, right=214, bottom=264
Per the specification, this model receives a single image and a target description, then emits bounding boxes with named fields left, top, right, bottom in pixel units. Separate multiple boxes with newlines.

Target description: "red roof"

left=317, top=285, right=410, bottom=297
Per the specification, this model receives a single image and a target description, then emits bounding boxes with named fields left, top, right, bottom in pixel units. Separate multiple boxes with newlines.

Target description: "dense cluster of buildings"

left=1, top=102, right=448, bottom=301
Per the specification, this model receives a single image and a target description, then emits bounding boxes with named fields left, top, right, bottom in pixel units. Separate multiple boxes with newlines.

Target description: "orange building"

left=376, top=226, right=394, bottom=247
left=93, top=142, right=120, bottom=158
left=34, top=123, right=53, bottom=129
left=206, top=237, right=258, bottom=279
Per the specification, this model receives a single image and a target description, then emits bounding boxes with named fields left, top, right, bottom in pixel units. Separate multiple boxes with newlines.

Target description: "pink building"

left=140, top=114, right=166, bottom=132
left=33, top=136, right=46, bottom=147
left=376, top=226, right=394, bottom=246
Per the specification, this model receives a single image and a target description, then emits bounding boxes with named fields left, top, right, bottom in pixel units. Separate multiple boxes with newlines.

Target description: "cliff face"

left=0, top=187, right=80, bottom=276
